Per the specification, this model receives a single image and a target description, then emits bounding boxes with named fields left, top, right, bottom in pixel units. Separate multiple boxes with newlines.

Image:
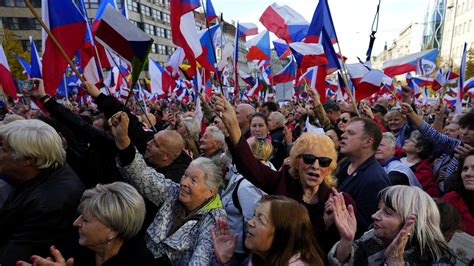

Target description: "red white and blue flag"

left=456, top=43, right=467, bottom=113
left=259, top=3, right=309, bottom=43
left=463, top=77, right=474, bottom=92
left=148, top=57, right=172, bottom=96
left=0, top=44, right=18, bottom=99
left=205, top=0, right=217, bottom=25
left=233, top=22, right=258, bottom=93
left=41, top=0, right=86, bottom=96
left=381, top=48, right=438, bottom=77
left=171, top=0, right=202, bottom=77
left=272, top=39, right=291, bottom=59
left=197, top=23, right=221, bottom=72
left=246, top=30, right=271, bottom=60
left=77, top=0, right=101, bottom=84
left=305, top=0, right=338, bottom=43
left=272, top=57, right=296, bottom=85
left=288, top=42, right=328, bottom=71
left=30, top=36, right=42, bottom=78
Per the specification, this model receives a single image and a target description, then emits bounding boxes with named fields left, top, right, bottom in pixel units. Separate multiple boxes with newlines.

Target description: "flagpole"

left=334, top=42, right=360, bottom=116
left=25, top=0, right=85, bottom=83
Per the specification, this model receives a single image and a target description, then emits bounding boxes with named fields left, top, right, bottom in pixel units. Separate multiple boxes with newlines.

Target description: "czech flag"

left=259, top=3, right=309, bottom=43
left=197, top=23, right=220, bottom=72
left=16, top=55, right=31, bottom=77
left=246, top=30, right=271, bottom=60
left=30, top=36, right=42, bottom=78
left=41, top=0, right=86, bottom=96
left=0, top=44, right=18, bottom=99
left=205, top=0, right=217, bottom=25
left=171, top=0, right=202, bottom=77
left=272, top=39, right=291, bottom=59
left=305, top=0, right=338, bottom=43
left=381, top=48, right=438, bottom=77
left=272, top=57, right=296, bottom=85
left=463, top=77, right=474, bottom=92
left=289, top=42, right=328, bottom=71
left=247, top=78, right=263, bottom=98
left=148, top=57, right=171, bottom=96
left=456, top=43, right=467, bottom=113
left=346, top=62, right=383, bottom=102
left=238, top=70, right=255, bottom=86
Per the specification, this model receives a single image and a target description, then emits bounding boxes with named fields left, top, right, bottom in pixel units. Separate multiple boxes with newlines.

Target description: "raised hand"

left=361, top=104, right=375, bottom=119
left=211, top=93, right=241, bottom=145
left=83, top=82, right=101, bottom=97
left=16, top=245, right=74, bottom=266
left=109, top=111, right=131, bottom=150
left=454, top=144, right=474, bottom=160
left=332, top=188, right=356, bottom=242
left=210, top=218, right=237, bottom=264
left=384, top=213, right=416, bottom=265
left=400, top=102, right=414, bottom=115
left=307, top=88, right=321, bottom=105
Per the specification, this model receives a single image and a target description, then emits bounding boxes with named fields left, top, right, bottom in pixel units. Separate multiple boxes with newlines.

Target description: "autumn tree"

left=466, top=48, right=474, bottom=80
left=0, top=29, right=30, bottom=81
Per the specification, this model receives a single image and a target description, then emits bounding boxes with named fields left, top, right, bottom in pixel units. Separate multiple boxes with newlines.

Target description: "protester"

left=337, top=111, right=357, bottom=132
left=260, top=101, right=278, bottom=117
left=17, top=182, right=148, bottom=265
left=235, top=103, right=255, bottom=139
left=176, top=116, right=201, bottom=159
left=375, top=132, right=422, bottom=186
left=109, top=112, right=226, bottom=264
left=200, top=125, right=226, bottom=159
left=442, top=152, right=474, bottom=236
left=268, top=111, right=288, bottom=169
left=328, top=185, right=455, bottom=265
left=249, top=112, right=269, bottom=139
left=212, top=93, right=355, bottom=252
left=336, top=117, right=391, bottom=236
left=212, top=195, right=324, bottom=265
left=0, top=119, right=85, bottom=265
left=385, top=108, right=414, bottom=148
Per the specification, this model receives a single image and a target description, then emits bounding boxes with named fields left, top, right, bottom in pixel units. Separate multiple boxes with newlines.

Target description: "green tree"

left=466, top=48, right=474, bottom=80
left=1, top=29, right=30, bottom=81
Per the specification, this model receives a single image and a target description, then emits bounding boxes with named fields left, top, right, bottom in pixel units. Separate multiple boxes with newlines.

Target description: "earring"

left=106, top=237, right=112, bottom=245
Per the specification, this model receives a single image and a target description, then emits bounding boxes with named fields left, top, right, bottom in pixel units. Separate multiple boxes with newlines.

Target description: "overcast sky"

left=211, top=0, right=431, bottom=62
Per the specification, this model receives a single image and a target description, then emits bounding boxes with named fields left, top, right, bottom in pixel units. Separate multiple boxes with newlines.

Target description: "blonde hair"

left=79, top=182, right=146, bottom=240
left=378, top=186, right=453, bottom=262
left=289, top=133, right=337, bottom=187
left=181, top=116, right=201, bottom=141
left=0, top=119, right=66, bottom=169
left=248, top=137, right=273, bottom=162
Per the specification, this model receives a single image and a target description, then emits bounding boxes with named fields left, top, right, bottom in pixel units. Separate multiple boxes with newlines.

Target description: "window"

left=156, top=27, right=165, bottom=38
left=152, top=9, right=160, bottom=19
left=143, top=5, right=151, bottom=16
left=152, top=43, right=158, bottom=53
left=14, top=0, right=25, bottom=7
left=157, top=44, right=167, bottom=55
left=167, top=46, right=175, bottom=54
left=84, top=0, right=99, bottom=8
left=165, top=29, right=171, bottom=39
left=131, top=1, right=139, bottom=12
left=2, top=17, right=19, bottom=30
left=144, top=23, right=155, bottom=35
left=162, top=13, right=170, bottom=23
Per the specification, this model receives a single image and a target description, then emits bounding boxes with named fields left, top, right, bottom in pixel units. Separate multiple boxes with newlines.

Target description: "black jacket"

left=0, top=164, right=85, bottom=265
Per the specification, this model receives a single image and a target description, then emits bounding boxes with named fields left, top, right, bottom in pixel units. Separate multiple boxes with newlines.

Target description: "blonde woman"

left=213, top=94, right=355, bottom=253
left=329, top=185, right=455, bottom=265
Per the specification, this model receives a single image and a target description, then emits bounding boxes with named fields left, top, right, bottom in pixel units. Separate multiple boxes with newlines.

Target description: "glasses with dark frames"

left=298, top=154, right=332, bottom=167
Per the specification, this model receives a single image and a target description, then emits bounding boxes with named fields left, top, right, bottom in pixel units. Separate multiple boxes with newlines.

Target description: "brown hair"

left=251, top=195, right=323, bottom=266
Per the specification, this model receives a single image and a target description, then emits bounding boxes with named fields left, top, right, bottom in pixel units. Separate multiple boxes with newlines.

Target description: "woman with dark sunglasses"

left=211, top=94, right=355, bottom=254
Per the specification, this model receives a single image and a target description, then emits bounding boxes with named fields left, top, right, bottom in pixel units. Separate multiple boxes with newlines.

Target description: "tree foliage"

left=1, top=29, right=30, bottom=81
left=466, top=48, right=474, bottom=80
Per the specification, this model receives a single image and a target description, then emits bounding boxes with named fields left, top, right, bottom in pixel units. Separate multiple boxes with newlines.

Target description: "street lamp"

left=447, top=0, right=458, bottom=67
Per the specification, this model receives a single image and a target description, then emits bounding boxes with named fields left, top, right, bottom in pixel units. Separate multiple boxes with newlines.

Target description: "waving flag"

left=247, top=78, right=263, bottom=97
left=346, top=62, right=384, bottom=102
left=246, top=30, right=271, bottom=60
left=272, top=57, right=296, bottom=85
left=238, top=23, right=258, bottom=37
left=91, top=0, right=118, bottom=69
left=41, top=0, right=86, bottom=96
left=289, top=42, right=327, bottom=70
left=30, top=37, right=42, bottom=78
left=197, top=23, right=220, bottom=72
left=319, top=27, right=340, bottom=74
left=272, top=39, right=291, bottom=58
left=166, top=47, right=185, bottom=77
left=16, top=56, right=31, bottom=76
left=432, top=68, right=446, bottom=91
left=464, top=77, right=474, bottom=92
left=95, top=5, right=153, bottom=89
left=260, top=3, right=309, bottom=43
left=233, top=22, right=258, bottom=93
left=149, top=58, right=171, bottom=96
left=238, top=70, right=255, bottom=86
left=416, top=58, right=435, bottom=76
left=305, top=0, right=338, bottom=43
left=297, top=66, right=327, bottom=102
left=0, top=45, right=18, bottom=99
left=77, top=0, right=101, bottom=84
left=171, top=0, right=202, bottom=77
left=381, top=48, right=438, bottom=77
left=205, top=0, right=217, bottom=25
left=456, top=43, right=467, bottom=113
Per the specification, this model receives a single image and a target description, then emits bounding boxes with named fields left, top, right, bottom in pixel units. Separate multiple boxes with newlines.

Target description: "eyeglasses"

left=298, top=154, right=332, bottom=167
left=339, top=117, right=349, bottom=124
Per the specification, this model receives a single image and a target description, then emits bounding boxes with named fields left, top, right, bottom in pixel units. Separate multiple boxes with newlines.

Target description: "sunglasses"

left=339, top=117, right=349, bottom=124
left=298, top=154, right=332, bottom=167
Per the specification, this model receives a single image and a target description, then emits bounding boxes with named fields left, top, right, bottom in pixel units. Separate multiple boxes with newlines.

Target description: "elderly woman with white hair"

left=328, top=185, right=455, bottom=265
left=18, top=182, right=149, bottom=265
left=109, top=112, right=226, bottom=265
left=0, top=119, right=85, bottom=265
left=200, top=125, right=226, bottom=159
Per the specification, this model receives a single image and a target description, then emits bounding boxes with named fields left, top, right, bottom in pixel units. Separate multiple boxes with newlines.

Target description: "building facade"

left=422, top=0, right=447, bottom=50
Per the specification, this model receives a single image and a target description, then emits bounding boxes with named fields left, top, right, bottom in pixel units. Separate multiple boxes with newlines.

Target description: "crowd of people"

left=0, top=78, right=473, bottom=265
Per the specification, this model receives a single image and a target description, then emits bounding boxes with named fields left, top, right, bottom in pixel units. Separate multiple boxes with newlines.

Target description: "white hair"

left=79, top=182, right=146, bottom=240
left=382, top=132, right=396, bottom=149
left=181, top=116, right=201, bottom=141
left=189, top=157, right=224, bottom=191
left=0, top=119, right=66, bottom=169
left=205, top=126, right=225, bottom=147
left=378, top=186, right=453, bottom=262
left=270, top=111, right=285, bottom=127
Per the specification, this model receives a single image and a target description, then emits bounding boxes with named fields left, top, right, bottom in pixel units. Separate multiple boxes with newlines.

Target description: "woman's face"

left=371, top=201, right=403, bottom=243
left=337, top=113, right=351, bottom=132
left=179, top=165, right=213, bottom=212
left=296, top=147, right=333, bottom=189
left=73, top=211, right=116, bottom=251
left=402, top=135, right=418, bottom=154
left=461, top=155, right=474, bottom=191
left=245, top=201, right=275, bottom=257
left=387, top=113, right=406, bottom=133
left=326, top=129, right=340, bottom=150
left=250, top=116, right=268, bottom=138
left=199, top=130, right=220, bottom=156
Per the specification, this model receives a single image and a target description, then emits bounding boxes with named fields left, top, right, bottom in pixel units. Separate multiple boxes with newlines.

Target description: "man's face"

left=443, top=123, right=460, bottom=139
left=459, top=125, right=474, bottom=146
left=145, top=132, right=169, bottom=167
left=295, top=107, right=306, bottom=121
left=236, top=105, right=250, bottom=130
left=261, top=106, right=270, bottom=117
left=340, top=121, right=371, bottom=156
left=267, top=113, right=278, bottom=131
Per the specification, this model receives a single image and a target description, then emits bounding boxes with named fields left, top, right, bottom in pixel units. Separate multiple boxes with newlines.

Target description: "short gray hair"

left=205, top=126, right=225, bottom=147
left=0, top=119, right=66, bottom=169
left=270, top=111, right=285, bottom=127
left=189, top=157, right=224, bottom=191
left=382, top=132, right=396, bottom=149
left=79, top=182, right=146, bottom=240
